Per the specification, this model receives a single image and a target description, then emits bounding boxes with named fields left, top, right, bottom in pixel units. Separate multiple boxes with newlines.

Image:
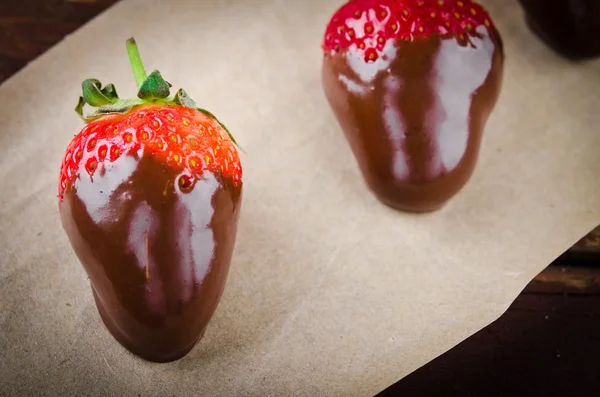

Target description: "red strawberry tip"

left=61, top=38, right=244, bottom=200
left=322, top=0, right=495, bottom=63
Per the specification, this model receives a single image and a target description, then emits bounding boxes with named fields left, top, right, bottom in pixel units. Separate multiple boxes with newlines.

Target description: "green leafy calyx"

left=75, top=37, right=239, bottom=148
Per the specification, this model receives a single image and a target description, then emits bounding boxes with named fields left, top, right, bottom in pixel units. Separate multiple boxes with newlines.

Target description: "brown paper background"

left=1, top=0, right=599, bottom=395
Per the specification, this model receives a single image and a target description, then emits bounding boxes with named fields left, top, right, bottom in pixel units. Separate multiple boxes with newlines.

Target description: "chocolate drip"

left=59, top=150, right=242, bottom=362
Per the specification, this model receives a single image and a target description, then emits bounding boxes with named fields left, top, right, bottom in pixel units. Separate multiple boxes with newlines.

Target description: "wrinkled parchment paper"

left=1, top=1, right=599, bottom=395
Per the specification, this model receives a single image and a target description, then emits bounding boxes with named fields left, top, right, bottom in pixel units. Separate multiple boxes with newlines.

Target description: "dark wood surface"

left=378, top=263, right=600, bottom=397
left=0, top=0, right=120, bottom=82
left=2, top=1, right=599, bottom=396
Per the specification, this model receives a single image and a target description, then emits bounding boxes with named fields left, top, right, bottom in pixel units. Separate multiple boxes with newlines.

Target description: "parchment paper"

left=1, top=1, right=599, bottom=395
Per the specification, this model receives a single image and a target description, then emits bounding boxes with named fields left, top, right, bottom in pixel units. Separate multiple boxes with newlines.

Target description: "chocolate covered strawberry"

left=322, top=0, right=504, bottom=212
left=519, top=0, right=600, bottom=59
left=58, top=38, right=243, bottom=362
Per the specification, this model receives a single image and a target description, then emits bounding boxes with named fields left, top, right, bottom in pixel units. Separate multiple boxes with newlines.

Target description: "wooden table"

left=2, top=1, right=599, bottom=395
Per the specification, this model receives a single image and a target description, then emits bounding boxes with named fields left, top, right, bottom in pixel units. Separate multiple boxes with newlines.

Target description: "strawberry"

left=322, top=0, right=504, bottom=212
left=519, top=0, right=600, bottom=59
left=58, top=38, right=243, bottom=362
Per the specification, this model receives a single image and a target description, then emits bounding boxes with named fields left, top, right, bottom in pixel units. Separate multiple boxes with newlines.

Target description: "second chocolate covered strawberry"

left=59, top=38, right=243, bottom=362
left=322, top=0, right=504, bottom=212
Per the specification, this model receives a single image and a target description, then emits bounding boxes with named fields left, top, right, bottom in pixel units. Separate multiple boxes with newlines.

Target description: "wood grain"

left=379, top=265, right=600, bottom=396
left=0, top=0, right=119, bottom=82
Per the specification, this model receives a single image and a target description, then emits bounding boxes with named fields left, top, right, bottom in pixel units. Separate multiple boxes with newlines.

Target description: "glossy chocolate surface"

left=322, top=27, right=504, bottom=212
left=59, top=150, right=242, bottom=362
left=519, top=0, right=600, bottom=59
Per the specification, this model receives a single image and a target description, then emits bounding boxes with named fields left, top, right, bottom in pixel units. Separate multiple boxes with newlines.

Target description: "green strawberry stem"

left=125, top=38, right=148, bottom=89
left=75, top=37, right=240, bottom=148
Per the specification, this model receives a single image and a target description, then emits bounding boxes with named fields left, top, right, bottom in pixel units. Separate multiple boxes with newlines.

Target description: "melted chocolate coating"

left=59, top=150, right=242, bottom=362
left=322, top=28, right=504, bottom=212
left=519, top=0, right=600, bottom=60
